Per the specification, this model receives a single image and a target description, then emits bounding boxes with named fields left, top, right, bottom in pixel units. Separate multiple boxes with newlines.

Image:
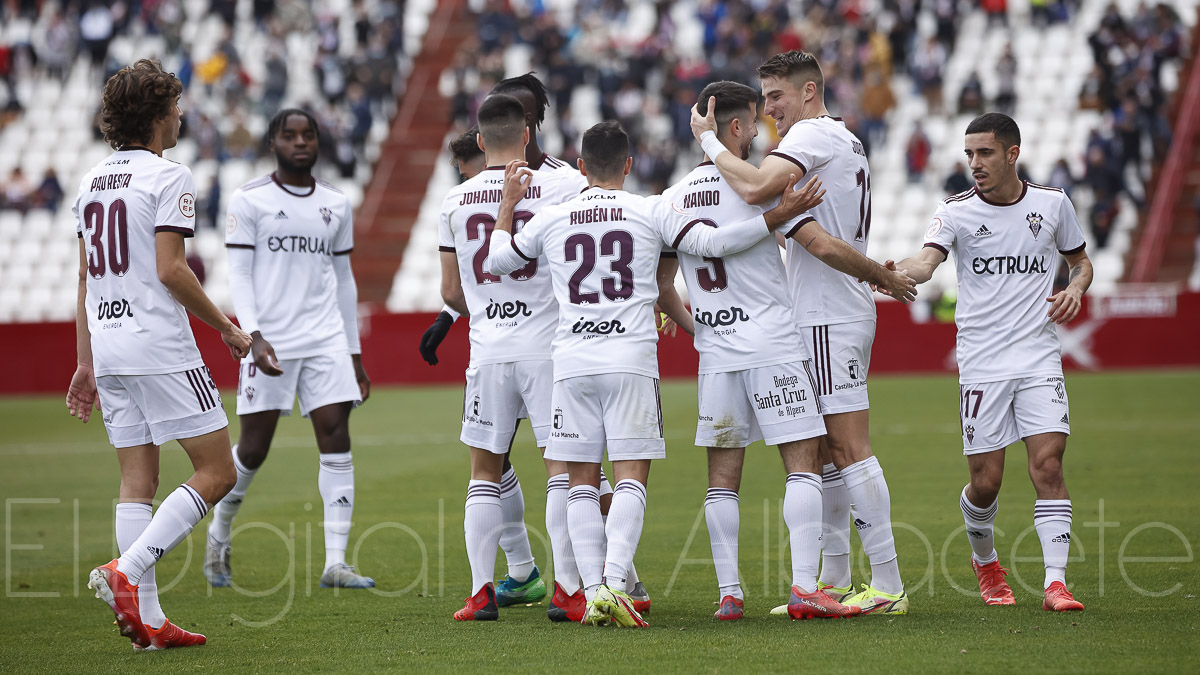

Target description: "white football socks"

left=841, top=456, right=903, bottom=594
left=115, top=502, right=165, bottom=629
left=603, top=479, right=647, bottom=590
left=209, top=444, right=255, bottom=544
left=464, top=480, right=503, bottom=594
left=784, top=472, right=823, bottom=593
left=960, top=485, right=999, bottom=565
left=545, top=474, right=579, bottom=594
left=704, top=487, right=742, bottom=601
left=1034, top=499, right=1073, bottom=588
left=818, top=463, right=852, bottom=589
left=318, top=452, right=354, bottom=570
left=498, top=467, right=535, bottom=583
left=566, top=484, right=604, bottom=599
left=116, top=484, right=208, bottom=585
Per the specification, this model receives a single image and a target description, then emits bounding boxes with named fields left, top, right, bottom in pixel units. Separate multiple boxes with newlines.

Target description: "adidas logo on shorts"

left=1060, top=413, right=1069, bottom=424
left=974, top=224, right=993, bottom=237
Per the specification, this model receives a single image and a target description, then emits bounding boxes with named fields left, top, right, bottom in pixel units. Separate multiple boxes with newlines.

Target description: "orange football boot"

left=787, top=585, right=862, bottom=620
left=454, top=583, right=499, bottom=621
left=1043, top=581, right=1084, bottom=612
left=972, top=558, right=1017, bottom=606
left=88, top=560, right=151, bottom=648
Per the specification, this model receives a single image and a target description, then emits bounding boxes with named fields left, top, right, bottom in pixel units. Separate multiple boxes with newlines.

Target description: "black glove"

left=418, top=311, right=455, bottom=365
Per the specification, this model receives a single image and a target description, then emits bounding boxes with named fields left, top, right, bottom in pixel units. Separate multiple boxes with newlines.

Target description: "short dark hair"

left=448, top=126, right=483, bottom=168
left=580, top=121, right=629, bottom=181
left=492, top=72, right=549, bottom=125
left=697, top=81, right=760, bottom=137
left=965, top=112, right=1021, bottom=149
left=476, top=93, right=527, bottom=148
left=99, top=59, right=183, bottom=149
left=268, top=108, right=320, bottom=143
left=756, top=50, right=824, bottom=96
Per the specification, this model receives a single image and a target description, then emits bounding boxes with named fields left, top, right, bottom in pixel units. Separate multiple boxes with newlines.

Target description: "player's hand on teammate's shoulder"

left=501, top=160, right=532, bottom=205
left=223, top=324, right=253, bottom=361
left=65, top=364, right=99, bottom=423
left=248, top=331, right=284, bottom=375
left=352, top=354, right=370, bottom=402
left=1046, top=288, right=1083, bottom=325
left=690, top=96, right=719, bottom=140
left=771, top=173, right=825, bottom=222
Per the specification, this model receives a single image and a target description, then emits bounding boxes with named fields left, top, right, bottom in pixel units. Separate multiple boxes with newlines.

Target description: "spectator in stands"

left=943, top=162, right=972, bottom=195
left=906, top=122, right=931, bottom=184
left=36, top=9, right=76, bottom=81
left=203, top=175, right=221, bottom=229
left=35, top=169, right=63, bottom=211
left=981, top=0, right=1008, bottom=27
left=1078, top=66, right=1110, bottom=110
left=80, top=2, right=115, bottom=69
left=1113, top=98, right=1144, bottom=179
left=1085, top=147, right=1122, bottom=249
left=192, top=113, right=224, bottom=161
left=2, top=168, right=33, bottom=212
left=958, top=71, right=985, bottom=115
left=912, top=36, right=946, bottom=114
left=994, top=44, right=1017, bottom=115
left=347, top=82, right=373, bottom=151
left=224, top=114, right=258, bottom=160
left=860, top=69, right=895, bottom=152
left=1047, top=159, right=1077, bottom=197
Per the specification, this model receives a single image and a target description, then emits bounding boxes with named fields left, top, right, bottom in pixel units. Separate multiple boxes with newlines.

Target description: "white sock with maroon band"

left=818, top=463, right=852, bottom=589
left=115, top=503, right=165, bottom=629
left=784, top=473, right=823, bottom=592
left=117, top=484, right=209, bottom=585
left=960, top=485, right=999, bottom=565
left=566, top=484, right=604, bottom=602
left=318, top=452, right=355, bottom=570
left=464, top=480, right=503, bottom=594
left=705, top=488, right=742, bottom=601
left=603, top=479, right=647, bottom=591
left=498, top=467, right=535, bottom=582
left=209, top=444, right=256, bottom=544
left=1034, top=500, right=1073, bottom=588
left=841, top=456, right=904, bottom=594
left=545, top=474, right=580, bottom=594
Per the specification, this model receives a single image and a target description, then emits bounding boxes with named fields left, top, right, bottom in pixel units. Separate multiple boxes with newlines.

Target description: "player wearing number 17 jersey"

left=488, top=121, right=825, bottom=627
left=69, top=59, right=251, bottom=650
left=897, top=113, right=1092, bottom=612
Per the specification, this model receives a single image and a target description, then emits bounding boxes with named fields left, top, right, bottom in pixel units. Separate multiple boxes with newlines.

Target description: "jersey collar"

left=975, top=180, right=1029, bottom=207
left=271, top=172, right=316, bottom=197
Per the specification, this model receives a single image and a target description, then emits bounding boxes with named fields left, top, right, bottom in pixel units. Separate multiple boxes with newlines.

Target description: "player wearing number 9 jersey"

left=68, top=59, right=251, bottom=651
left=488, top=120, right=824, bottom=627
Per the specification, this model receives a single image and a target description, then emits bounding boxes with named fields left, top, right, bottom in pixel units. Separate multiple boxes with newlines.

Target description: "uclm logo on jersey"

left=1026, top=212, right=1043, bottom=239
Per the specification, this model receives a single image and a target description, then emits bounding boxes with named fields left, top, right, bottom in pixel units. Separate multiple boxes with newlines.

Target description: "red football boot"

left=972, top=558, right=1017, bottom=606
left=1043, top=581, right=1085, bottom=612
left=88, top=560, right=150, bottom=648
left=787, top=585, right=862, bottom=620
left=454, top=583, right=499, bottom=621
left=714, top=595, right=744, bottom=621
left=139, top=620, right=207, bottom=650
left=547, top=581, right=585, bottom=623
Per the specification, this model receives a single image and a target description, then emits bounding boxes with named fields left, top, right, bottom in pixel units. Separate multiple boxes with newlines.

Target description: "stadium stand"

left=387, top=0, right=1195, bottom=312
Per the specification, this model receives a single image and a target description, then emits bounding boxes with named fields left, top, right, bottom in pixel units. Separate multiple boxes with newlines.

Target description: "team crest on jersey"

left=553, top=407, right=564, bottom=430
left=320, top=207, right=333, bottom=226
left=964, top=424, right=975, bottom=444
left=847, top=358, right=861, bottom=380
left=1026, top=212, right=1043, bottom=239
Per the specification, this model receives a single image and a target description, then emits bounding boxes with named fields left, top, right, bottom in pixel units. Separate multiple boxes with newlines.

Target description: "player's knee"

left=969, top=470, right=1004, bottom=502
left=1028, top=454, right=1064, bottom=490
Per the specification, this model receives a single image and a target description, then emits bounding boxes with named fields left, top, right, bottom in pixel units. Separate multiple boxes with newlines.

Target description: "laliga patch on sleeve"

left=226, top=213, right=238, bottom=235
left=924, top=216, right=943, bottom=240
left=178, top=193, right=195, bottom=219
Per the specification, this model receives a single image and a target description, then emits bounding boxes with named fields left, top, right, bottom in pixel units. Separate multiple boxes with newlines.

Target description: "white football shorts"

left=800, top=319, right=874, bottom=415
left=544, top=373, right=666, bottom=463
left=96, top=366, right=229, bottom=448
left=236, top=351, right=361, bottom=418
left=959, top=375, right=1071, bottom=455
left=460, top=360, right=553, bottom=453
left=696, top=361, right=826, bottom=448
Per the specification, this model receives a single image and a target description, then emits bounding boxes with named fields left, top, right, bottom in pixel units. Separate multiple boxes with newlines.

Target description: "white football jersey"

left=923, top=181, right=1087, bottom=383
left=661, top=162, right=803, bottom=374
left=225, top=175, right=354, bottom=360
left=74, top=148, right=204, bottom=377
left=438, top=167, right=582, bottom=367
left=773, top=116, right=876, bottom=327
left=489, top=188, right=772, bottom=381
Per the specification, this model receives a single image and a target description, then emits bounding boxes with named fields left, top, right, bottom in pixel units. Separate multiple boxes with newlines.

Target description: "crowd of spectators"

left=0, top=167, right=63, bottom=212
left=0, top=0, right=410, bottom=216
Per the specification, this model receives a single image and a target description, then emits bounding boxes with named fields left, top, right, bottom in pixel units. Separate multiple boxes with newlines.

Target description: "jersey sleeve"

left=1054, top=195, right=1087, bottom=255
left=154, top=164, right=197, bottom=237
left=488, top=211, right=546, bottom=275
left=770, top=124, right=829, bottom=174
left=922, top=204, right=956, bottom=259
left=73, top=176, right=88, bottom=237
left=223, top=190, right=258, bottom=248
left=333, top=198, right=354, bottom=255
left=437, top=194, right=457, bottom=252
left=656, top=196, right=770, bottom=258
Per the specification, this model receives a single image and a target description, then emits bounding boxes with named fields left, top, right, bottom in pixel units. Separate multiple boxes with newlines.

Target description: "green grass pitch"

left=2, top=371, right=1198, bottom=672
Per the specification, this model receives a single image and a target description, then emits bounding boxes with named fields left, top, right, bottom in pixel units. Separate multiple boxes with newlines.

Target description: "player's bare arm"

left=332, top=252, right=368, bottom=400
left=155, top=231, right=252, bottom=359
left=439, top=251, right=469, bottom=318
left=790, top=221, right=917, bottom=303
left=895, top=246, right=946, bottom=285
left=655, top=257, right=694, bottom=337
left=67, top=239, right=99, bottom=422
left=494, top=159, right=532, bottom=235
left=691, top=96, right=799, bottom=205
left=1047, top=249, right=1093, bottom=325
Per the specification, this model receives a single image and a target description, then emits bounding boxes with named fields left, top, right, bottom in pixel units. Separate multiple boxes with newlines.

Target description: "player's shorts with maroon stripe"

left=799, top=319, right=874, bottom=415
left=95, top=366, right=228, bottom=448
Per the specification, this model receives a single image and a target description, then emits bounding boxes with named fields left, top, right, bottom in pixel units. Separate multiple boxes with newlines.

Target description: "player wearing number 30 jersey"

left=488, top=120, right=824, bottom=628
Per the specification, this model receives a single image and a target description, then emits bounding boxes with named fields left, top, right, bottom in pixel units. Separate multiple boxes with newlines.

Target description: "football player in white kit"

left=664, top=82, right=916, bottom=621
left=488, top=120, right=826, bottom=627
left=69, top=59, right=252, bottom=650
left=691, top=51, right=909, bottom=614
left=894, top=113, right=1092, bottom=612
left=437, top=94, right=585, bottom=621
left=205, top=109, right=374, bottom=591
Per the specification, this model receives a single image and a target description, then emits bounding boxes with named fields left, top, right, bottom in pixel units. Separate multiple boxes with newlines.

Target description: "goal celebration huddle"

left=70, top=49, right=1092, bottom=648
